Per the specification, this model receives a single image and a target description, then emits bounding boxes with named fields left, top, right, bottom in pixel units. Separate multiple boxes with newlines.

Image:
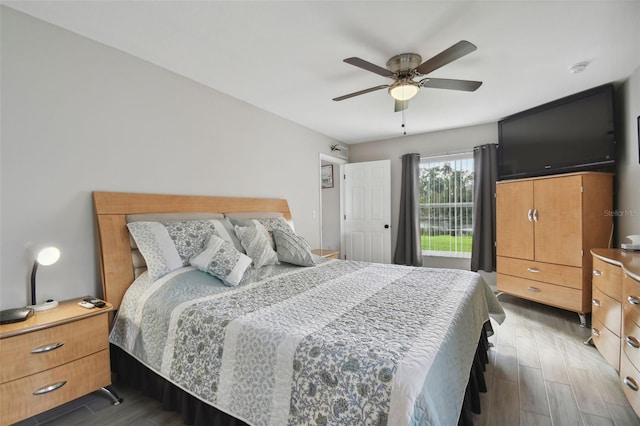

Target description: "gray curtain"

left=470, top=144, right=498, bottom=272
left=394, top=153, right=423, bottom=266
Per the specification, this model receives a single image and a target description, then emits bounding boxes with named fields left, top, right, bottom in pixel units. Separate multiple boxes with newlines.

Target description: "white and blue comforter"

left=110, top=259, right=505, bottom=426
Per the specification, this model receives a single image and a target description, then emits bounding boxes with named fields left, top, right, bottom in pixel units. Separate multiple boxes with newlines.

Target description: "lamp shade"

left=36, top=247, right=60, bottom=266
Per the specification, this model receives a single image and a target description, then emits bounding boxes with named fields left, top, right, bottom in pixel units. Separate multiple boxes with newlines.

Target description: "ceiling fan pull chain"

left=402, top=109, right=407, bottom=135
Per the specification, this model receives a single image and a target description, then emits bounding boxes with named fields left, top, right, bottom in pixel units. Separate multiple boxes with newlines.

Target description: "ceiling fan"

left=333, top=40, right=482, bottom=112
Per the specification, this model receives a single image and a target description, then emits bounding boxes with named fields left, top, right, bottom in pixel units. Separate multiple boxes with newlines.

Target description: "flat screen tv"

left=497, top=84, right=616, bottom=180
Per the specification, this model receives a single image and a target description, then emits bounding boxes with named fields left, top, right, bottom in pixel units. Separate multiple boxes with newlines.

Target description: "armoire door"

left=496, top=180, right=534, bottom=260
left=533, top=175, right=583, bottom=267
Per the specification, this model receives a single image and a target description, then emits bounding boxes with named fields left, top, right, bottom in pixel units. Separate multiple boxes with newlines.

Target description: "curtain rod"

left=399, top=148, right=473, bottom=160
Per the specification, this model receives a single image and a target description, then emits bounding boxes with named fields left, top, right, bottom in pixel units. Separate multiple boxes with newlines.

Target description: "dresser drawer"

left=0, top=349, right=111, bottom=425
left=620, top=351, right=640, bottom=417
left=592, top=318, right=621, bottom=371
left=623, top=315, right=640, bottom=372
left=497, top=274, right=584, bottom=312
left=593, top=256, right=623, bottom=300
left=0, top=314, right=108, bottom=383
left=592, top=286, right=621, bottom=337
left=623, top=273, right=640, bottom=328
left=497, top=257, right=582, bottom=289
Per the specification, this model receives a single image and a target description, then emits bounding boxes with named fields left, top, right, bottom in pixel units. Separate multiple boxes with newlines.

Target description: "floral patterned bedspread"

left=110, top=259, right=504, bottom=426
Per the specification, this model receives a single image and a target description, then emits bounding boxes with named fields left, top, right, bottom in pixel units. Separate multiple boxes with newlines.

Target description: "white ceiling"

left=4, top=1, right=640, bottom=144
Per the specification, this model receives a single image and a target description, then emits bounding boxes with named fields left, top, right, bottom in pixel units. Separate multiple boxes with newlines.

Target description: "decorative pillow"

left=190, top=234, right=252, bottom=287
left=234, top=225, right=279, bottom=268
left=272, top=229, right=316, bottom=267
left=127, top=220, right=219, bottom=282
left=209, top=218, right=245, bottom=253
left=228, top=217, right=293, bottom=249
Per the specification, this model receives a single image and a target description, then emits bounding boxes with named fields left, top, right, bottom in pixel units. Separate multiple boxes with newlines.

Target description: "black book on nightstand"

left=0, top=307, right=34, bottom=324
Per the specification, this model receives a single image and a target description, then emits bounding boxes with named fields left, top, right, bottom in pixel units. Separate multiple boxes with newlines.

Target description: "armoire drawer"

left=497, top=274, right=583, bottom=312
left=497, top=257, right=582, bottom=289
left=593, top=256, right=623, bottom=301
left=592, top=286, right=621, bottom=337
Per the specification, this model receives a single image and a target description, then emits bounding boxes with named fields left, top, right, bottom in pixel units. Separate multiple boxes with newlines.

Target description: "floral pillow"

left=190, top=234, right=252, bottom=287
left=234, top=225, right=279, bottom=268
left=272, top=229, right=316, bottom=267
left=127, top=220, right=219, bottom=282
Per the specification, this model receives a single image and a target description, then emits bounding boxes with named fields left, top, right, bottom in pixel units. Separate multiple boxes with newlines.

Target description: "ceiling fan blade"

left=343, top=57, right=394, bottom=78
left=333, top=85, right=389, bottom=101
left=415, top=40, right=477, bottom=75
left=420, top=78, right=482, bottom=91
left=394, top=99, right=408, bottom=112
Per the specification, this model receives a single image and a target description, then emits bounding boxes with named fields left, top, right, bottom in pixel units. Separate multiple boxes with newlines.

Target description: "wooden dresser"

left=0, top=298, right=115, bottom=425
left=590, top=248, right=640, bottom=416
left=496, top=172, right=613, bottom=326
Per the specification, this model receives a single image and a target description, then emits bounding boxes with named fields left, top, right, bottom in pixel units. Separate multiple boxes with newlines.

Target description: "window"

left=419, top=153, right=474, bottom=258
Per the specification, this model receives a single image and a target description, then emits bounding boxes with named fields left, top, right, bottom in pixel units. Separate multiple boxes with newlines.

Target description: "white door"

left=343, top=160, right=391, bottom=263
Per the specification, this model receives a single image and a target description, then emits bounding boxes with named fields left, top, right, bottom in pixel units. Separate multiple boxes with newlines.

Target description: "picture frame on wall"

left=321, top=164, right=333, bottom=189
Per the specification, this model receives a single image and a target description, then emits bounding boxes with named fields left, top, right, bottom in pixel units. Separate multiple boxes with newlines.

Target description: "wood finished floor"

left=13, top=294, right=640, bottom=426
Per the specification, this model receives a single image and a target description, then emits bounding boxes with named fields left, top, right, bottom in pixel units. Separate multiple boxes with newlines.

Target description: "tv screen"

left=498, top=84, right=616, bottom=180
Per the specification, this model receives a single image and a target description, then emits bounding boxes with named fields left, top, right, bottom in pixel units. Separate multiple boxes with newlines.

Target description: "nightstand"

left=312, top=249, right=339, bottom=260
left=0, top=298, right=120, bottom=425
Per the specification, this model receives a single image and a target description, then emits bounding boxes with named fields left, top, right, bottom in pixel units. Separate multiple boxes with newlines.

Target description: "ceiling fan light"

left=388, top=81, right=419, bottom=101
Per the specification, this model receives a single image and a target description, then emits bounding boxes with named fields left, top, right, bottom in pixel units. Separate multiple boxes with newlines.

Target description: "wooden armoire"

left=496, top=172, right=613, bottom=326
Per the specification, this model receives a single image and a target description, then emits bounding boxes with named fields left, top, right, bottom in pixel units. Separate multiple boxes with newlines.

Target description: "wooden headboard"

left=93, top=191, right=292, bottom=310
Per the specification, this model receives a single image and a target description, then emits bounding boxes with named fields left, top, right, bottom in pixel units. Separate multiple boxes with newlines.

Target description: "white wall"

left=616, top=66, right=640, bottom=243
left=348, top=123, right=497, bottom=280
left=0, top=8, right=338, bottom=309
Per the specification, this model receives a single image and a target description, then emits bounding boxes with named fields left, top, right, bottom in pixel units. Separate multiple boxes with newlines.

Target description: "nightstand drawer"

left=0, top=349, right=111, bottom=425
left=0, top=314, right=108, bottom=383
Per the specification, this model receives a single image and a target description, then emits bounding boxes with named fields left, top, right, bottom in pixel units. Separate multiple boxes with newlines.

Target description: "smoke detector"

left=569, top=62, right=589, bottom=74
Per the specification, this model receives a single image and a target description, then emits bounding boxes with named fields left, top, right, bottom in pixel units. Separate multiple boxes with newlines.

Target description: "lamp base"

left=27, top=300, right=59, bottom=312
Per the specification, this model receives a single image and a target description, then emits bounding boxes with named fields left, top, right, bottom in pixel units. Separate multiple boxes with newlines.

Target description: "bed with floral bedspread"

left=110, top=257, right=504, bottom=426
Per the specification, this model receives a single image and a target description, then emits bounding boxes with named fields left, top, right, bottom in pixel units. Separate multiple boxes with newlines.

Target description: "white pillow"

left=234, top=225, right=279, bottom=268
left=127, top=220, right=219, bottom=282
left=190, top=234, right=252, bottom=287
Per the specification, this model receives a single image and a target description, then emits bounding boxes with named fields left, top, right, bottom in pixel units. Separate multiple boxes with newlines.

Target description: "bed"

left=93, top=191, right=504, bottom=426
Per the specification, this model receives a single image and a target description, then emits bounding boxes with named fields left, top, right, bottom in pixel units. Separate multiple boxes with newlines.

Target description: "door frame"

left=319, top=153, right=348, bottom=258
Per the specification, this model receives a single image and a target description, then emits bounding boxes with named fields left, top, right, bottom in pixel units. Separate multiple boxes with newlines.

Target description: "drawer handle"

left=624, top=377, right=639, bottom=392
left=626, top=336, right=640, bottom=349
left=33, top=381, right=67, bottom=395
left=593, top=270, right=602, bottom=277
left=527, top=286, right=541, bottom=293
left=592, top=328, right=600, bottom=337
left=31, top=341, right=65, bottom=354
left=592, top=299, right=601, bottom=307
left=527, top=267, right=541, bottom=273
left=628, top=296, right=640, bottom=306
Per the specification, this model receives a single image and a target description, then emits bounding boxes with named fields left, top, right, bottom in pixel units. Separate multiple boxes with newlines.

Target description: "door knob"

left=384, top=224, right=389, bottom=229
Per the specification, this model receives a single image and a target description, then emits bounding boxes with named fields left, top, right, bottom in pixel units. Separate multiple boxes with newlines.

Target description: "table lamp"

left=27, top=246, right=60, bottom=311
